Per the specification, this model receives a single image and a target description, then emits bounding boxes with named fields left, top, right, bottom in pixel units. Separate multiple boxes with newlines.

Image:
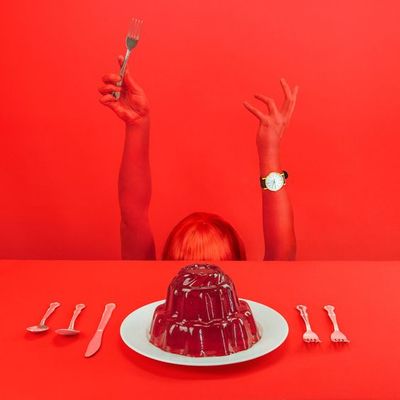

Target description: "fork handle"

left=296, top=305, right=312, bottom=331
left=113, top=49, right=131, bottom=100
left=324, top=305, right=340, bottom=331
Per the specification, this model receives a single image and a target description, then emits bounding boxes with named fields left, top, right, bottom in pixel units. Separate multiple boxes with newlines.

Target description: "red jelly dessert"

left=149, top=264, right=260, bottom=357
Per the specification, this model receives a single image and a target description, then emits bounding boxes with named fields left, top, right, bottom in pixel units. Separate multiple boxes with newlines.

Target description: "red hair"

left=162, top=212, right=246, bottom=261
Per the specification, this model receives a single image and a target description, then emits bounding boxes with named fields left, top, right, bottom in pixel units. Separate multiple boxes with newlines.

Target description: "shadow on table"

left=118, top=338, right=288, bottom=379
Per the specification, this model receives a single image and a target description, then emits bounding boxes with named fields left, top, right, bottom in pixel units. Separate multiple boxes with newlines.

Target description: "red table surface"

left=0, top=260, right=399, bottom=400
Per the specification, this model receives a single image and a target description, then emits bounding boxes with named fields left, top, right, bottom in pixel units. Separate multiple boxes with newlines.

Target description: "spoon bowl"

left=26, top=302, right=60, bottom=333
left=55, top=303, right=86, bottom=337
left=55, top=328, right=80, bottom=336
left=26, top=324, right=49, bottom=333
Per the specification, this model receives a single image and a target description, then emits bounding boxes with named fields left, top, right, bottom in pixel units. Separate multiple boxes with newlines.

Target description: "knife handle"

left=98, top=303, right=116, bottom=331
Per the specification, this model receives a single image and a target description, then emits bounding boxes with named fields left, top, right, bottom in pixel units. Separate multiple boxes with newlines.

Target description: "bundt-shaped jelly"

left=149, top=264, right=260, bottom=357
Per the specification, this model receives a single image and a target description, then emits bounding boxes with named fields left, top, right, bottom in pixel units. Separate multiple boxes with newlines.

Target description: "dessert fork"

left=113, top=17, right=143, bottom=100
left=296, top=305, right=321, bottom=343
left=324, top=305, right=350, bottom=343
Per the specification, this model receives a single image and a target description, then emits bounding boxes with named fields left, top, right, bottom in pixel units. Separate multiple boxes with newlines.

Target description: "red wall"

left=1, top=0, right=400, bottom=260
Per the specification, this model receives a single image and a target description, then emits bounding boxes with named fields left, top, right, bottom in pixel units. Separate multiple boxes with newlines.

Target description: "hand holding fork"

left=113, top=18, right=143, bottom=100
left=99, top=18, right=148, bottom=126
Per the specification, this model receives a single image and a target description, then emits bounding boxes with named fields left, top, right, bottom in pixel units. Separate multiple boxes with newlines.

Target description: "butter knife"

left=85, top=303, right=116, bottom=357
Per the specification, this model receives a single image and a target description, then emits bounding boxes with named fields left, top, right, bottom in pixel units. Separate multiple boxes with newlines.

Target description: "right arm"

left=98, top=56, right=155, bottom=259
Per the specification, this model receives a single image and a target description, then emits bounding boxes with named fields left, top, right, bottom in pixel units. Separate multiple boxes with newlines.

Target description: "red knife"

left=85, top=303, right=116, bottom=357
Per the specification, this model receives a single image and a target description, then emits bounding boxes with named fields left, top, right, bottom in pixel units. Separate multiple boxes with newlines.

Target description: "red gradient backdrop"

left=1, top=0, right=400, bottom=260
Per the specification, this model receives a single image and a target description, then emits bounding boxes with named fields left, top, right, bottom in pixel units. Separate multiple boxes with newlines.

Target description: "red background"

left=1, top=0, right=400, bottom=260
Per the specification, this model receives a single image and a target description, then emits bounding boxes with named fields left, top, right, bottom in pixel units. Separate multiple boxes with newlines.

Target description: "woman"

left=98, top=55, right=298, bottom=260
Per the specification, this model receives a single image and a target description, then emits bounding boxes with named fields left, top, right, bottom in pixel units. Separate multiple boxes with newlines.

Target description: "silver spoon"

left=26, top=302, right=61, bottom=333
left=55, top=304, right=86, bottom=336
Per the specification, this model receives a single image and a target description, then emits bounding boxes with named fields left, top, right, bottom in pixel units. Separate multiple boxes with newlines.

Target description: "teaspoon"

left=55, top=304, right=86, bottom=336
left=26, top=302, right=61, bottom=333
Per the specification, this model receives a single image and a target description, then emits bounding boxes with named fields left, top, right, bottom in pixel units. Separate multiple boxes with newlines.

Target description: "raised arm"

left=98, top=55, right=155, bottom=259
left=243, top=78, right=298, bottom=260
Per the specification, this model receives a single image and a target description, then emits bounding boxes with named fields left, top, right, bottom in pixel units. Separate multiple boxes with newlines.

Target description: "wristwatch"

left=260, top=171, right=288, bottom=191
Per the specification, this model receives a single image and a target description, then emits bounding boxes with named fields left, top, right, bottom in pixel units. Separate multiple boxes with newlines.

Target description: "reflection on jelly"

left=149, top=264, right=261, bottom=357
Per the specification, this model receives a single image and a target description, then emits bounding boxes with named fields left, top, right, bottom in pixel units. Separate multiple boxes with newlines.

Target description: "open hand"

left=98, top=55, right=149, bottom=126
left=243, top=78, right=298, bottom=151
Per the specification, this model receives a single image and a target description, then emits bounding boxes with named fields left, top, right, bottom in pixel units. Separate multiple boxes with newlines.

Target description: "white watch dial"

left=265, top=172, right=285, bottom=191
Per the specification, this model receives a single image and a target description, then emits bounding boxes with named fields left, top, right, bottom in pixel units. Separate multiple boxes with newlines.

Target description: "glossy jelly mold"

left=149, top=264, right=260, bottom=357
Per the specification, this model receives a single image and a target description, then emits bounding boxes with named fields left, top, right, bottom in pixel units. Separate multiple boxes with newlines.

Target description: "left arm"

left=243, top=78, right=298, bottom=260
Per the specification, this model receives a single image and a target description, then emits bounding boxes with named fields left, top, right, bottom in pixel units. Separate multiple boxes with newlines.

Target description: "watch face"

left=265, top=172, right=285, bottom=191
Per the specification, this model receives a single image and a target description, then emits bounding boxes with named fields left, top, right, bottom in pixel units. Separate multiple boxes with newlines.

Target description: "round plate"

left=120, top=299, right=288, bottom=366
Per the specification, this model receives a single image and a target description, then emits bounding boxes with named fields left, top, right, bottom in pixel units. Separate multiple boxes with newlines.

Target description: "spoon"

left=26, top=302, right=61, bottom=333
left=55, top=304, right=86, bottom=336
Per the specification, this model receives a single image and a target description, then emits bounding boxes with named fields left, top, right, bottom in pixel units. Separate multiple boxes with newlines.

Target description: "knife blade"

left=85, top=303, right=116, bottom=358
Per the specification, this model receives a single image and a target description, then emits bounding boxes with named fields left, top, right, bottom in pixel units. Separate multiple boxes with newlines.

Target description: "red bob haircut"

left=162, top=212, right=246, bottom=261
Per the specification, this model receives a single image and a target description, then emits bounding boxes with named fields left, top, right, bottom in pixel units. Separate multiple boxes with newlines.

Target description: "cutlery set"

left=26, top=302, right=116, bottom=357
left=296, top=304, right=350, bottom=343
left=27, top=301, right=348, bottom=358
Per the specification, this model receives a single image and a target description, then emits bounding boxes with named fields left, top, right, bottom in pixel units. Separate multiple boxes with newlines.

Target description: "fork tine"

left=134, top=20, right=139, bottom=39
left=130, top=18, right=134, bottom=35
left=135, top=19, right=141, bottom=37
left=133, top=18, right=138, bottom=37
left=137, top=19, right=143, bottom=39
left=125, top=18, right=143, bottom=43
left=129, top=18, right=136, bottom=38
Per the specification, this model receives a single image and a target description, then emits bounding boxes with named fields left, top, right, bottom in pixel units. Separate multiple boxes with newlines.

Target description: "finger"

left=98, top=84, right=121, bottom=95
left=282, top=80, right=298, bottom=116
left=102, top=73, right=122, bottom=84
left=99, top=94, right=118, bottom=104
left=99, top=95, right=124, bottom=116
left=99, top=94, right=134, bottom=119
left=280, top=78, right=293, bottom=101
left=243, top=102, right=271, bottom=124
left=254, top=95, right=279, bottom=117
left=286, top=85, right=299, bottom=120
left=280, top=78, right=292, bottom=113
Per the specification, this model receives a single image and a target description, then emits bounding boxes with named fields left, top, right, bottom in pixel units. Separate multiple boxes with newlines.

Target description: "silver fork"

left=296, top=305, right=322, bottom=343
left=113, top=18, right=143, bottom=100
left=324, top=305, right=350, bottom=343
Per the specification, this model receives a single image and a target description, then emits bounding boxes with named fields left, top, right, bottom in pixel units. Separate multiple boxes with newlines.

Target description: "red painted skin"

left=99, top=55, right=297, bottom=261
left=149, top=264, right=260, bottom=357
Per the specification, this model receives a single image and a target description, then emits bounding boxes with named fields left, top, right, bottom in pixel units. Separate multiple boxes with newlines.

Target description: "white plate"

left=120, top=299, right=288, bottom=367
left=120, top=300, right=289, bottom=366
